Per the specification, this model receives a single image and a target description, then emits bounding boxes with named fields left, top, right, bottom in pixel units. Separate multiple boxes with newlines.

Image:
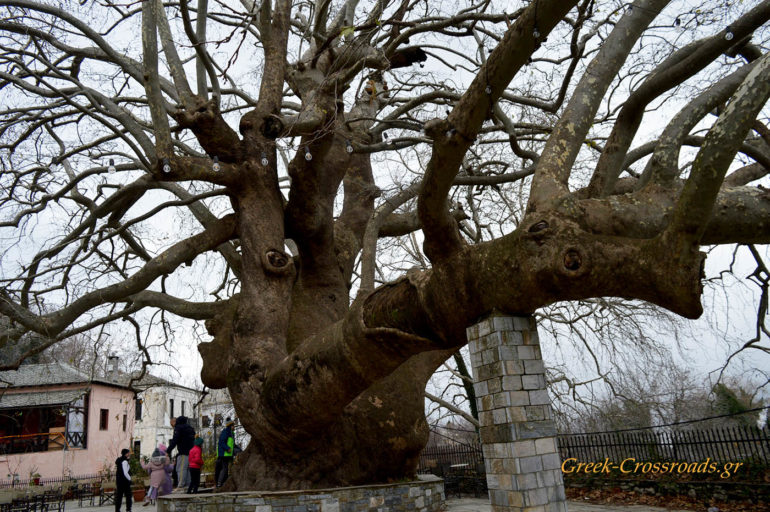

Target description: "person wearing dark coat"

left=166, top=415, right=196, bottom=490
left=114, top=448, right=132, bottom=512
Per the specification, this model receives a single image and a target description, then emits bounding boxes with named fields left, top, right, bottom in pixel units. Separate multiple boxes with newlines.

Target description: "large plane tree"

left=1, top=0, right=770, bottom=490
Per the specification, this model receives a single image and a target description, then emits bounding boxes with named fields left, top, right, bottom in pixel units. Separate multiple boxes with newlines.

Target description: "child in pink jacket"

left=141, top=444, right=174, bottom=505
left=187, top=438, right=204, bottom=494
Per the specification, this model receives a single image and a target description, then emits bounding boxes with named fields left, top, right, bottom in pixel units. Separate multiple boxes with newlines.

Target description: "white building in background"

left=131, top=373, right=201, bottom=459
left=197, top=388, right=249, bottom=457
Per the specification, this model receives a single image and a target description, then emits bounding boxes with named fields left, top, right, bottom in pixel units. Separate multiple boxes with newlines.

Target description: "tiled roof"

left=0, top=362, right=197, bottom=392
left=0, top=388, right=87, bottom=409
left=128, top=372, right=173, bottom=388
left=127, top=371, right=198, bottom=392
left=0, top=362, right=93, bottom=388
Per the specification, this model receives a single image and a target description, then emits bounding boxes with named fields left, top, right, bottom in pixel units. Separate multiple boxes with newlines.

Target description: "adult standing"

left=166, top=415, right=195, bottom=491
left=114, top=448, right=132, bottom=512
left=215, top=418, right=235, bottom=488
left=169, top=418, right=178, bottom=487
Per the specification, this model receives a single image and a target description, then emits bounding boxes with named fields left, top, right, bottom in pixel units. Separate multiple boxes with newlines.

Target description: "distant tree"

left=711, top=381, right=767, bottom=428
left=556, top=360, right=768, bottom=432
left=26, top=333, right=110, bottom=375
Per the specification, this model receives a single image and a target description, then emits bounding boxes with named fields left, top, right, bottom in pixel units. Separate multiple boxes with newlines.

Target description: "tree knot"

left=261, top=248, right=294, bottom=276
left=559, top=247, right=589, bottom=277
left=423, top=118, right=448, bottom=139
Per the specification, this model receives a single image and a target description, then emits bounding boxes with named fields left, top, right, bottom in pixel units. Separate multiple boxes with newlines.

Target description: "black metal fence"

left=418, top=442, right=484, bottom=473
left=418, top=426, right=770, bottom=473
left=558, top=426, right=770, bottom=464
left=0, top=474, right=101, bottom=489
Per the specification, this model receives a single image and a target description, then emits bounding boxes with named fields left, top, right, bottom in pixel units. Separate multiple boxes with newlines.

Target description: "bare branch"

left=664, top=51, right=770, bottom=245
left=527, top=0, right=671, bottom=211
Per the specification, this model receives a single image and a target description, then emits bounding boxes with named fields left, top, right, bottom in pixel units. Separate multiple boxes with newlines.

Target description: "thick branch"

left=126, top=291, right=232, bottom=319
left=142, top=0, right=173, bottom=158
left=723, top=163, right=769, bottom=187
left=425, top=391, right=480, bottom=428
left=588, top=1, right=770, bottom=197
left=639, top=61, right=757, bottom=188
left=577, top=184, right=770, bottom=245
left=359, top=183, right=420, bottom=296
left=0, top=215, right=236, bottom=338
left=257, top=216, right=705, bottom=447
left=379, top=207, right=468, bottom=238
left=154, top=0, right=195, bottom=106
left=665, top=51, right=770, bottom=244
left=418, top=0, right=578, bottom=263
left=527, top=0, right=670, bottom=211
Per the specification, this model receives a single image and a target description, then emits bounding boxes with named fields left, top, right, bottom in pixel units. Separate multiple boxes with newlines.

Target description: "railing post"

left=467, top=314, right=567, bottom=512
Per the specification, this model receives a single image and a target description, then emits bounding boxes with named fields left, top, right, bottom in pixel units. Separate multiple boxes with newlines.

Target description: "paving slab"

left=446, top=497, right=693, bottom=512
left=65, top=496, right=693, bottom=512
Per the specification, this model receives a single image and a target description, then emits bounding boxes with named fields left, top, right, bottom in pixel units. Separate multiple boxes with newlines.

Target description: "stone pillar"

left=466, top=314, right=567, bottom=512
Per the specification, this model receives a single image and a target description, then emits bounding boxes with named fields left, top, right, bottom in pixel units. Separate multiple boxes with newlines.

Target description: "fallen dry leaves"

left=565, top=486, right=770, bottom=511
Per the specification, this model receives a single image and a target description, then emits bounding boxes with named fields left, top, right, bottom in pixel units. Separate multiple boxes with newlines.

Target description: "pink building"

left=0, top=363, right=136, bottom=480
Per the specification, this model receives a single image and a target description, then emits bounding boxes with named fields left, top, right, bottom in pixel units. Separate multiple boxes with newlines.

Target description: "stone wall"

left=157, top=476, right=444, bottom=512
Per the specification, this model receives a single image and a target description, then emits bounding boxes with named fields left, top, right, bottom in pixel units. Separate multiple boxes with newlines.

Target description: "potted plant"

left=132, top=484, right=146, bottom=502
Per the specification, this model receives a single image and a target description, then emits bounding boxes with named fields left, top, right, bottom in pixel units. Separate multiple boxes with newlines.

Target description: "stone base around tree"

left=156, top=475, right=444, bottom=512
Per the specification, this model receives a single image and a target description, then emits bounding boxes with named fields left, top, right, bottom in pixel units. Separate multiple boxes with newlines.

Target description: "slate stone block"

left=508, top=391, right=530, bottom=407
left=511, top=316, right=532, bottom=331
left=516, top=420, right=557, bottom=440
left=506, top=407, right=527, bottom=423
left=519, top=455, right=543, bottom=474
left=501, top=331, right=524, bottom=346
left=522, top=375, right=544, bottom=390
left=524, top=359, right=545, bottom=375
left=493, top=392, right=511, bottom=408
left=541, top=453, right=562, bottom=471
left=535, top=438, right=557, bottom=455
left=517, top=346, right=536, bottom=360
left=501, top=376, right=522, bottom=391
left=473, top=380, right=489, bottom=397
left=511, top=440, right=536, bottom=458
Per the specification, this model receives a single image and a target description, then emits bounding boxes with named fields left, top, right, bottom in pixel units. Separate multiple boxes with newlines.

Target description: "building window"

left=135, top=398, right=142, bottom=421
left=181, top=401, right=185, bottom=416
left=122, top=414, right=127, bottom=432
left=202, top=415, right=210, bottom=427
left=170, top=399, right=174, bottom=418
left=133, top=440, right=141, bottom=456
left=99, top=409, right=109, bottom=430
left=214, top=413, right=222, bottom=426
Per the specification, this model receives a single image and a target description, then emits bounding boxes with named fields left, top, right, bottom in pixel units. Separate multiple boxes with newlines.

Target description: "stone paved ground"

left=445, top=497, right=692, bottom=512
left=65, top=495, right=693, bottom=512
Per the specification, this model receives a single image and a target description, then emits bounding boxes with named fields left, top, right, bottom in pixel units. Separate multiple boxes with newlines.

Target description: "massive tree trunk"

left=201, top=188, right=710, bottom=489
left=195, top=0, right=769, bottom=489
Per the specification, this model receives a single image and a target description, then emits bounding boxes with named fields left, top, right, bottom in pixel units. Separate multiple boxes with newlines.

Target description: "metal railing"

left=558, top=426, right=770, bottom=464
left=0, top=474, right=101, bottom=489
left=418, top=426, right=770, bottom=473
